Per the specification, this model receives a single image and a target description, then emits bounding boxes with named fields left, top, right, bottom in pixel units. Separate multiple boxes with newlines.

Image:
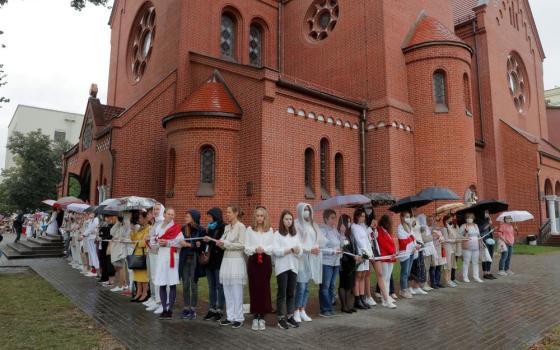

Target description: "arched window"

left=433, top=70, right=448, bottom=113
left=167, top=148, right=176, bottom=196
left=320, top=138, right=330, bottom=199
left=198, top=146, right=215, bottom=196
left=463, top=73, right=472, bottom=114
left=220, top=13, right=236, bottom=60
left=334, top=153, right=344, bottom=195
left=249, top=24, right=263, bottom=67
left=304, top=148, right=315, bottom=199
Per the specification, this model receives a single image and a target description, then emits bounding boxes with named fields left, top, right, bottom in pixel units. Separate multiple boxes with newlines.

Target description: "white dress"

left=46, top=212, right=58, bottom=235
left=219, top=221, right=247, bottom=286
left=351, top=224, right=373, bottom=272
left=154, top=221, right=184, bottom=286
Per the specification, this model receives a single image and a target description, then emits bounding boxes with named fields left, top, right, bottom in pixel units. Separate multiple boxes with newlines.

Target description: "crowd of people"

left=42, top=201, right=517, bottom=330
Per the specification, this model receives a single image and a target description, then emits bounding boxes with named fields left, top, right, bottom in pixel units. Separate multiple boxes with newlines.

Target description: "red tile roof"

left=172, top=70, right=242, bottom=117
left=452, top=0, right=478, bottom=25
left=100, top=104, right=125, bottom=121
left=404, top=14, right=467, bottom=50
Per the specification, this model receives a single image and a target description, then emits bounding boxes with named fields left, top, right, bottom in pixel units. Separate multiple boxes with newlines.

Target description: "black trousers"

left=99, top=243, right=115, bottom=281
left=14, top=227, right=22, bottom=242
left=276, top=270, right=297, bottom=318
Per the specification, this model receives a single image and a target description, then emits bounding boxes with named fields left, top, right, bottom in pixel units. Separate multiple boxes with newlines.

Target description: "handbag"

left=126, top=242, right=147, bottom=270
left=198, top=245, right=211, bottom=266
left=481, top=245, right=492, bottom=262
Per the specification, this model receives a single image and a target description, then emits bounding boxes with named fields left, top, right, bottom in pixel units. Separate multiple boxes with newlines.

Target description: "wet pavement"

left=1, top=237, right=559, bottom=350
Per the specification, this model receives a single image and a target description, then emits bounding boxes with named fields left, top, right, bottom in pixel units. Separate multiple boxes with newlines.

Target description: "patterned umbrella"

left=41, top=199, right=56, bottom=207
left=363, top=192, right=397, bottom=207
left=436, top=202, right=470, bottom=215
left=56, top=196, right=84, bottom=208
left=66, top=203, right=92, bottom=213
left=314, top=194, right=371, bottom=211
left=100, top=196, right=157, bottom=211
left=497, top=211, right=534, bottom=223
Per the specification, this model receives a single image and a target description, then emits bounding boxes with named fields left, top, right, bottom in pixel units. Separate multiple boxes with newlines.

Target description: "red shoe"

left=121, top=289, right=132, bottom=297
left=91, top=268, right=97, bottom=274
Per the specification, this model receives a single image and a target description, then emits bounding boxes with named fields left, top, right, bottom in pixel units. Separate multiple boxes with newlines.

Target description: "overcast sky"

left=0, top=0, right=558, bottom=170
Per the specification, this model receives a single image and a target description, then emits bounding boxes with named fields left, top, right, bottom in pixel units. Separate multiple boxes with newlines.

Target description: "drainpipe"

left=473, top=20, right=485, bottom=145
left=277, top=1, right=282, bottom=72
left=360, top=108, right=367, bottom=194
left=537, top=167, right=543, bottom=231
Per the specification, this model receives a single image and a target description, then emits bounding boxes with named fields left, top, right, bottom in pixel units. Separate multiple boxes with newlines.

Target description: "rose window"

left=129, top=4, right=156, bottom=82
left=506, top=53, right=529, bottom=114
left=305, top=0, right=339, bottom=42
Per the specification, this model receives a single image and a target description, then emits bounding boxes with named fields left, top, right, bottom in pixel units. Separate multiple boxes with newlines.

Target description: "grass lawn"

left=513, top=244, right=560, bottom=256
left=530, top=325, right=560, bottom=350
left=0, top=268, right=123, bottom=350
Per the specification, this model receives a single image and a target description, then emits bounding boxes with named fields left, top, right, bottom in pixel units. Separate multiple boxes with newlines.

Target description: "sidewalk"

left=1, top=237, right=558, bottom=350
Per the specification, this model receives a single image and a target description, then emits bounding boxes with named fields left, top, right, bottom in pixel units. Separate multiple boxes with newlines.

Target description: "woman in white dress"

left=46, top=208, right=60, bottom=235
left=294, top=203, right=324, bottom=323
left=110, top=214, right=131, bottom=292
left=217, top=204, right=247, bottom=329
left=154, top=208, right=184, bottom=319
left=351, top=209, right=374, bottom=310
left=82, top=213, right=100, bottom=277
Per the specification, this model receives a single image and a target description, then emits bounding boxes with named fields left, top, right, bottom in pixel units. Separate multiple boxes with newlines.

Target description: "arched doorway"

left=79, top=162, right=92, bottom=203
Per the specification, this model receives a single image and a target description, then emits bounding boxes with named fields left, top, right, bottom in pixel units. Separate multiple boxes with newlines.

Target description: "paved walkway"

left=1, top=237, right=559, bottom=350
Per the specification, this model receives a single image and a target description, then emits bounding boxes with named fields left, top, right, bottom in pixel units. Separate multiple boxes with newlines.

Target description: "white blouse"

left=351, top=223, right=373, bottom=257
left=244, top=227, right=274, bottom=256
left=273, top=231, right=303, bottom=276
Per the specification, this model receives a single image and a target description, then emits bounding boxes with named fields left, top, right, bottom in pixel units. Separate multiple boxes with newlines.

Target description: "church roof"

left=164, top=70, right=242, bottom=127
left=403, top=13, right=469, bottom=52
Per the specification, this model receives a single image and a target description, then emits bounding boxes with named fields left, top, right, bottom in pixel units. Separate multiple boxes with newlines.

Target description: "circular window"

left=506, top=52, right=529, bottom=114
left=305, top=0, right=339, bottom=42
left=128, top=4, right=156, bottom=82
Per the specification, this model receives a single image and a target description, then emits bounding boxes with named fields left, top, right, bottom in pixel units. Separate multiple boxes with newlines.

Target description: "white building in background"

left=546, top=87, right=560, bottom=107
left=4, top=105, right=83, bottom=170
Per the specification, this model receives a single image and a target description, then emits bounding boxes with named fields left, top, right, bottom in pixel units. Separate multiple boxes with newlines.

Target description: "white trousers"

left=224, top=284, right=244, bottom=322
left=381, top=263, right=394, bottom=296
left=71, top=242, right=80, bottom=265
left=148, top=253, right=161, bottom=303
left=86, top=239, right=99, bottom=269
left=462, top=249, right=480, bottom=280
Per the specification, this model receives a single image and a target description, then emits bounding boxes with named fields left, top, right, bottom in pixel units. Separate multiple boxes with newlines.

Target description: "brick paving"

left=1, top=236, right=559, bottom=350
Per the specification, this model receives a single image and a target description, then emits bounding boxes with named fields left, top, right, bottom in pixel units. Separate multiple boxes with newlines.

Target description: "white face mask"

left=446, top=222, right=453, bottom=227
left=505, top=218, right=512, bottom=224
left=303, top=211, right=310, bottom=220
left=466, top=218, right=474, bottom=224
left=404, top=217, right=413, bottom=225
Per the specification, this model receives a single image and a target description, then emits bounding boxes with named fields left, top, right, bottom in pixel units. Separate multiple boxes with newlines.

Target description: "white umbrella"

left=497, top=210, right=534, bottom=222
left=42, top=199, right=56, bottom=206
left=100, top=196, right=157, bottom=211
left=67, top=203, right=92, bottom=213
left=314, top=194, right=371, bottom=211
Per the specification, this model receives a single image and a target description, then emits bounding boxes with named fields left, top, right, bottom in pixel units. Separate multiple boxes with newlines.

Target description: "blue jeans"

left=499, top=245, right=513, bottom=271
left=205, top=268, right=225, bottom=312
left=295, top=282, right=310, bottom=309
left=400, top=257, right=413, bottom=291
left=319, top=265, right=340, bottom=314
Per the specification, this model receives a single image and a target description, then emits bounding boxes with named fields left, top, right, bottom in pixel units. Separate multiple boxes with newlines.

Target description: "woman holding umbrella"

left=478, top=210, right=497, bottom=280
left=495, top=215, right=516, bottom=276
left=460, top=212, right=483, bottom=283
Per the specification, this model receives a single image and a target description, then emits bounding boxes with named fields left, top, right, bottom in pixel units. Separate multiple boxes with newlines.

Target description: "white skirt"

left=154, top=247, right=180, bottom=286
left=219, top=256, right=247, bottom=286
left=46, top=222, right=58, bottom=235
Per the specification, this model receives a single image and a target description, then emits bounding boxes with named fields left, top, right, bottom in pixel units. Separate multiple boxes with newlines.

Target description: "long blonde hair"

left=253, top=206, right=271, bottom=232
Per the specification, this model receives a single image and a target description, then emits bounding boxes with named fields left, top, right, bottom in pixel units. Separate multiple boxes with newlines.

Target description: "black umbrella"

left=416, top=187, right=460, bottom=201
left=389, top=195, right=432, bottom=213
left=364, top=192, right=397, bottom=207
left=456, top=199, right=509, bottom=216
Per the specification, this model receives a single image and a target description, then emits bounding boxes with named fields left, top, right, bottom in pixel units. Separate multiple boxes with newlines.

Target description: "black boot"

left=360, top=295, right=371, bottom=309
left=354, top=294, right=367, bottom=310
left=339, top=288, right=351, bottom=313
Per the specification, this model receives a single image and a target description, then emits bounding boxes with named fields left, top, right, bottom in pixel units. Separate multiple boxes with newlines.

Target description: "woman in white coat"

left=110, top=214, right=131, bottom=292
left=351, top=209, right=374, bottom=310
left=294, top=203, right=324, bottom=323
left=154, top=208, right=184, bottom=319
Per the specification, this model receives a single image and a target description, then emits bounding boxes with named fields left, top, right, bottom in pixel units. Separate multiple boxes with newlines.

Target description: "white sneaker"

left=300, top=310, right=312, bottom=322
left=258, top=319, right=266, bottom=331
left=153, top=305, right=163, bottom=314
left=446, top=282, right=456, bottom=288
left=507, top=270, right=515, bottom=275
left=143, top=299, right=155, bottom=307
left=399, top=290, right=412, bottom=299
left=110, top=286, right=124, bottom=292
left=85, top=272, right=97, bottom=277
left=382, top=300, right=397, bottom=309
left=365, top=297, right=377, bottom=306
left=498, top=270, right=508, bottom=276
left=293, top=310, right=301, bottom=323
left=415, top=288, right=428, bottom=295
left=409, top=288, right=417, bottom=295
left=422, top=285, right=433, bottom=291
left=252, top=319, right=259, bottom=331
left=463, top=277, right=470, bottom=283
left=387, top=296, right=396, bottom=303
left=374, top=292, right=382, bottom=298
left=473, top=277, right=484, bottom=283
left=147, top=303, right=160, bottom=311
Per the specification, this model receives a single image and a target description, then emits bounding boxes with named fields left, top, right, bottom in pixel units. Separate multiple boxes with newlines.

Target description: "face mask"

left=485, top=214, right=490, bottom=218
left=446, top=222, right=452, bottom=226
left=505, top=219, right=512, bottom=224
left=404, top=218, right=413, bottom=225
left=466, top=218, right=474, bottom=224
left=134, top=224, right=141, bottom=231
left=208, top=221, right=218, bottom=230
left=303, top=211, right=310, bottom=220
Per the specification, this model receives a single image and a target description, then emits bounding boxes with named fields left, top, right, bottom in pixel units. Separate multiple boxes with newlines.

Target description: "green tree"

left=0, top=130, right=71, bottom=211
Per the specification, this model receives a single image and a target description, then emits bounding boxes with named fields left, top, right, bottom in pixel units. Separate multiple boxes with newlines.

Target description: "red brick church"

left=61, top=0, right=560, bottom=238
